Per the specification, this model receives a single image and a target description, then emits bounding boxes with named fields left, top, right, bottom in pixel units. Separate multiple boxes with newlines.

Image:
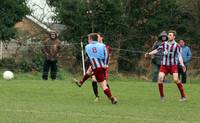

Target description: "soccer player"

left=145, top=30, right=187, bottom=102
left=91, top=32, right=111, bottom=102
left=73, top=33, right=117, bottom=104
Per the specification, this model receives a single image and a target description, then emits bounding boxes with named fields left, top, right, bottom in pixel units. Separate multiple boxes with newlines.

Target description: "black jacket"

left=151, top=31, right=168, bottom=65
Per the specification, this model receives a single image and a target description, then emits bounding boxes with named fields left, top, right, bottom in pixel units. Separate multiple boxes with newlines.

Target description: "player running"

left=145, top=30, right=187, bottom=102
left=73, top=33, right=117, bottom=104
left=91, top=32, right=111, bottom=102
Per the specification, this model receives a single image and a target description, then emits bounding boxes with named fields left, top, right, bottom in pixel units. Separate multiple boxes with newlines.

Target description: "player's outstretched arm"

left=145, top=49, right=158, bottom=58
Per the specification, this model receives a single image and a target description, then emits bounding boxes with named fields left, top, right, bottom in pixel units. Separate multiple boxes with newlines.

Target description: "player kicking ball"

left=91, top=33, right=111, bottom=102
left=145, top=30, right=187, bottom=102
left=73, top=33, right=117, bottom=104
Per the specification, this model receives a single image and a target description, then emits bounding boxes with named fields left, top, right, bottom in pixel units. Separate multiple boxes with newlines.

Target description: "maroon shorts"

left=105, top=68, right=109, bottom=80
left=160, top=65, right=178, bottom=74
left=93, top=68, right=106, bottom=82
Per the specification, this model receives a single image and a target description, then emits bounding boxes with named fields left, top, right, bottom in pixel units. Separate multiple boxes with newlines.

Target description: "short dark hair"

left=168, top=30, right=177, bottom=36
left=88, top=33, right=98, bottom=41
left=179, top=39, right=186, bottom=43
left=98, top=32, right=104, bottom=38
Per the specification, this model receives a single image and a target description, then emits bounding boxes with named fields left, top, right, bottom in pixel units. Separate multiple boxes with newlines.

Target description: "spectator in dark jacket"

left=151, top=31, right=168, bottom=82
left=178, top=39, right=192, bottom=83
left=42, top=31, right=61, bottom=80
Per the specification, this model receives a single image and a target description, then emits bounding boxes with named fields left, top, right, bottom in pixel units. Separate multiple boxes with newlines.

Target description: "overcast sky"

left=27, top=0, right=55, bottom=23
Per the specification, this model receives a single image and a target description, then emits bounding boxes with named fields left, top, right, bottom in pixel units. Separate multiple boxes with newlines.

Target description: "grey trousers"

left=152, top=63, right=160, bottom=82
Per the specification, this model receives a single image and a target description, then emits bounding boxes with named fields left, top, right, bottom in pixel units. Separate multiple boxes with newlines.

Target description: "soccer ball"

left=3, top=71, right=14, bottom=80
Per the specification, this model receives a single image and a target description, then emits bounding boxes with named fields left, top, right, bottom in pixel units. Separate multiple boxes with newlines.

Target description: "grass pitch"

left=0, top=75, right=199, bottom=123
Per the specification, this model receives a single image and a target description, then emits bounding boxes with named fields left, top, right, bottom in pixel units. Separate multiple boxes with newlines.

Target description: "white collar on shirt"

left=167, top=40, right=176, bottom=45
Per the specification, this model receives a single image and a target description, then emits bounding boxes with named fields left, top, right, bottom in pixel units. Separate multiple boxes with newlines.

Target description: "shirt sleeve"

left=187, top=47, right=192, bottom=62
left=152, top=41, right=158, bottom=50
left=84, top=45, right=88, bottom=55
left=178, top=52, right=184, bottom=66
left=156, top=42, right=164, bottom=51
left=106, top=45, right=110, bottom=65
left=177, top=45, right=181, bottom=54
left=104, top=46, right=108, bottom=66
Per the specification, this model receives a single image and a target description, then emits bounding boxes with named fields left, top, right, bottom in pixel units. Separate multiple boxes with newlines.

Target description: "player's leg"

left=80, top=66, right=93, bottom=84
left=42, top=60, right=50, bottom=80
left=172, top=73, right=186, bottom=101
left=95, top=68, right=117, bottom=104
left=73, top=66, right=93, bottom=87
left=99, top=80, right=111, bottom=97
left=105, top=67, right=110, bottom=89
left=91, top=75, right=99, bottom=101
left=158, top=72, right=165, bottom=101
left=98, top=80, right=117, bottom=104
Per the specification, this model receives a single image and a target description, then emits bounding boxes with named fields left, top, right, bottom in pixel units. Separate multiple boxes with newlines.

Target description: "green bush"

left=0, top=58, right=17, bottom=71
left=31, top=55, right=44, bottom=71
left=18, top=60, right=33, bottom=72
left=0, top=55, right=44, bottom=72
left=18, top=55, right=44, bottom=72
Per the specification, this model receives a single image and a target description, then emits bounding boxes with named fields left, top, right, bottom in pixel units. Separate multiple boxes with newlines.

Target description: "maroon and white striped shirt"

left=157, top=41, right=181, bottom=66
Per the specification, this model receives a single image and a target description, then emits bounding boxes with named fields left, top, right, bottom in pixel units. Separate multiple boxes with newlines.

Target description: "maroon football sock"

left=80, top=73, right=90, bottom=84
left=176, top=82, right=186, bottom=98
left=158, top=83, right=164, bottom=97
left=104, top=88, right=112, bottom=98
